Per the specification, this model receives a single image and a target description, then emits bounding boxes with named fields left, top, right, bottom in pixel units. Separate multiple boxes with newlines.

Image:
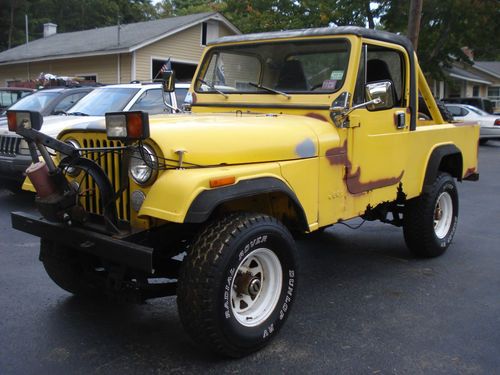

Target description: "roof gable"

left=0, top=12, right=239, bottom=65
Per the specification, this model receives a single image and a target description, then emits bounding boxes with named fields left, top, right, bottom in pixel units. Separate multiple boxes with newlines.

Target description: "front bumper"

left=0, top=154, right=31, bottom=182
left=480, top=126, right=500, bottom=139
left=11, top=211, right=154, bottom=274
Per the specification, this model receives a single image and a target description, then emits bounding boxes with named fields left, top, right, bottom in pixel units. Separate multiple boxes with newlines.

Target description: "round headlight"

left=61, top=139, right=81, bottom=176
left=129, top=144, right=157, bottom=186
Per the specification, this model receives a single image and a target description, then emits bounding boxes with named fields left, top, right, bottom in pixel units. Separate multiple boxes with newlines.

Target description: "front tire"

left=177, top=213, right=298, bottom=357
left=403, top=173, right=459, bottom=257
left=40, top=239, right=104, bottom=296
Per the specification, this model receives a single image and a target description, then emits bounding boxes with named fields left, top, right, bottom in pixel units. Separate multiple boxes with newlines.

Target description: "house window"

left=488, top=87, right=500, bottom=99
left=75, top=74, right=97, bottom=83
left=472, top=85, right=480, bottom=97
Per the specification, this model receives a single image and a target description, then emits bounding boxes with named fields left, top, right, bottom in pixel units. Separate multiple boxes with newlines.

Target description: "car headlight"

left=59, top=139, right=81, bottom=176
left=129, top=144, right=157, bottom=186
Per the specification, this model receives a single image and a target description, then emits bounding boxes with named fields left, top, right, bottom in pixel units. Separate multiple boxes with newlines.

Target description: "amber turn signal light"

left=210, top=176, right=236, bottom=188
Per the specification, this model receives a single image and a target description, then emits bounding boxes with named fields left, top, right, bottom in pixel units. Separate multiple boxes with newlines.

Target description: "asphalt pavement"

left=0, top=142, right=499, bottom=374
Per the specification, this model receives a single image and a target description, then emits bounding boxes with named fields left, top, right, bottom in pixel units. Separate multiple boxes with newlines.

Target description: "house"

left=431, top=49, right=500, bottom=112
left=0, top=12, right=240, bottom=86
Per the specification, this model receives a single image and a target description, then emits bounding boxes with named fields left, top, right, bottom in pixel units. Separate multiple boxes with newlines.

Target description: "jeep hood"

left=147, top=113, right=324, bottom=165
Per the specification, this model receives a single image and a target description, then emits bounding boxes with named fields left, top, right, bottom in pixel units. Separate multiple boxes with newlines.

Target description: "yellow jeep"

left=9, top=26, right=479, bottom=357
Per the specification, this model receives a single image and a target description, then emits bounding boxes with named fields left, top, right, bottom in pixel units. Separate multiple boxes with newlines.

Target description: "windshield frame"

left=194, top=37, right=351, bottom=96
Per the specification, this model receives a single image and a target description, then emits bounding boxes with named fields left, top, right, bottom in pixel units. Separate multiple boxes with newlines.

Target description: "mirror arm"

left=329, top=98, right=383, bottom=128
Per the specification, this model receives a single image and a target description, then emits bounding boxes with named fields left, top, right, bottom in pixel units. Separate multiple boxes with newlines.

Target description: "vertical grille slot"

left=76, top=136, right=130, bottom=221
left=0, top=135, right=21, bottom=156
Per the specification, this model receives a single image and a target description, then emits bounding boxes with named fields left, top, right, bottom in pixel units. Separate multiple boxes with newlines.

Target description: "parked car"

left=0, top=87, right=35, bottom=112
left=0, top=83, right=189, bottom=191
left=445, top=103, right=500, bottom=143
left=0, top=87, right=94, bottom=119
left=443, top=97, right=494, bottom=114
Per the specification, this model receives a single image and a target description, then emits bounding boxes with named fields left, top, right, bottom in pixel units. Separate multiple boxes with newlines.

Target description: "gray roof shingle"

left=0, top=12, right=226, bottom=64
left=474, top=61, right=500, bottom=79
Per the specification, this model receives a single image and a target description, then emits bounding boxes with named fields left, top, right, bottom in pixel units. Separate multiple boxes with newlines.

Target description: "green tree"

left=382, top=0, right=500, bottom=78
left=0, top=0, right=158, bottom=52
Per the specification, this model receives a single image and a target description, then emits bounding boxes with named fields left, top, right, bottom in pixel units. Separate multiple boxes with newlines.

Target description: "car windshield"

left=68, top=87, right=140, bottom=116
left=466, top=106, right=489, bottom=116
left=9, top=91, right=58, bottom=111
left=196, top=39, right=350, bottom=94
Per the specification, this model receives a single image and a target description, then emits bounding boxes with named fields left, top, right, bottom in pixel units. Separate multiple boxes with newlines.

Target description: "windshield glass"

left=10, top=91, right=58, bottom=111
left=196, top=39, right=350, bottom=94
left=68, top=87, right=140, bottom=116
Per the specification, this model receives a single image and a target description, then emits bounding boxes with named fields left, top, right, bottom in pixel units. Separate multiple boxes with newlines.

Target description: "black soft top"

left=210, top=26, right=414, bottom=56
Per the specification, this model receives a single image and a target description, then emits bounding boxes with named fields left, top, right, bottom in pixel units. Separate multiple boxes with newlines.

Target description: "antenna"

left=117, top=14, right=121, bottom=46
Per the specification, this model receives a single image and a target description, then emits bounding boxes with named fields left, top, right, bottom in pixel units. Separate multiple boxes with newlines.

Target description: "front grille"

left=76, top=137, right=131, bottom=221
left=0, top=135, right=21, bottom=156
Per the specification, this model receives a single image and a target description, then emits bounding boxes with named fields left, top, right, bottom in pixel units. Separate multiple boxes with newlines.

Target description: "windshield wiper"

left=67, top=112, right=90, bottom=116
left=197, top=78, right=228, bottom=98
left=248, top=82, right=290, bottom=98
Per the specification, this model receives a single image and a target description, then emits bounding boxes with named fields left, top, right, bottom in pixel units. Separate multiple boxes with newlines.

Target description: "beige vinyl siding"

left=0, top=64, right=27, bottom=86
left=135, top=25, right=205, bottom=81
left=0, top=54, right=132, bottom=85
left=218, top=24, right=235, bottom=38
left=119, top=53, right=132, bottom=83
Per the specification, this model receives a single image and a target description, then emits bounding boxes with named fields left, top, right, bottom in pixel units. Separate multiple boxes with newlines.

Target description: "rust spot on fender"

left=325, top=140, right=404, bottom=194
left=305, top=113, right=329, bottom=122
left=325, top=140, right=348, bottom=165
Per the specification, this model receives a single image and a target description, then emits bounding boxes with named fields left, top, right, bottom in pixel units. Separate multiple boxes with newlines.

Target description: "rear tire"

left=403, top=173, right=459, bottom=257
left=177, top=213, right=298, bottom=357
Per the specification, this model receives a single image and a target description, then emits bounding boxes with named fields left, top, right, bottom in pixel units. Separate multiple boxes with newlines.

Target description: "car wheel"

left=40, top=239, right=105, bottom=296
left=403, top=173, right=459, bottom=257
left=177, top=213, right=298, bottom=357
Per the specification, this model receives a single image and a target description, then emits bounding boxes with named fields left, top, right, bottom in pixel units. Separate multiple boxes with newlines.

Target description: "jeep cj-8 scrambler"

left=8, top=27, right=479, bottom=357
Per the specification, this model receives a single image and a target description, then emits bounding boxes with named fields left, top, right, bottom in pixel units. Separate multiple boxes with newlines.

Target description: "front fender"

left=139, top=163, right=288, bottom=224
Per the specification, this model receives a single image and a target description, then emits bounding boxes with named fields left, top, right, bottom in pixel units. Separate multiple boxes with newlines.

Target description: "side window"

left=447, top=106, right=462, bottom=117
left=461, top=108, right=469, bottom=116
left=53, top=92, right=88, bottom=113
left=130, top=89, right=171, bottom=114
left=354, top=44, right=406, bottom=107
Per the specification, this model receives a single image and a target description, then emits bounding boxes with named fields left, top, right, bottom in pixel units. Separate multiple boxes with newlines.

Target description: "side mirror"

left=162, top=70, right=175, bottom=93
left=365, top=81, right=395, bottom=110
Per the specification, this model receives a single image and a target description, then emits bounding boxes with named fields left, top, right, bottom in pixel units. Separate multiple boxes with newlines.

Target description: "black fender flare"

left=185, top=177, right=309, bottom=231
left=422, top=144, right=462, bottom=192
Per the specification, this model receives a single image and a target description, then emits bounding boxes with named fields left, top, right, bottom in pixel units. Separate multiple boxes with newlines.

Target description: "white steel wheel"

left=230, top=248, right=283, bottom=327
left=433, top=191, right=454, bottom=239
left=177, top=213, right=298, bottom=357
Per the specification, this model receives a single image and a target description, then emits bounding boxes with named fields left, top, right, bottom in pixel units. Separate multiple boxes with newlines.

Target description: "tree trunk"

left=8, top=1, right=15, bottom=49
left=364, top=1, right=375, bottom=29
left=407, top=0, right=424, bottom=50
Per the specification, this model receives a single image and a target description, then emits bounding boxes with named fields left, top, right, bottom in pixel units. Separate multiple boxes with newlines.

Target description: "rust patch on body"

left=305, top=113, right=329, bottom=122
left=325, top=140, right=404, bottom=194
left=463, top=167, right=478, bottom=180
left=325, top=140, right=348, bottom=165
